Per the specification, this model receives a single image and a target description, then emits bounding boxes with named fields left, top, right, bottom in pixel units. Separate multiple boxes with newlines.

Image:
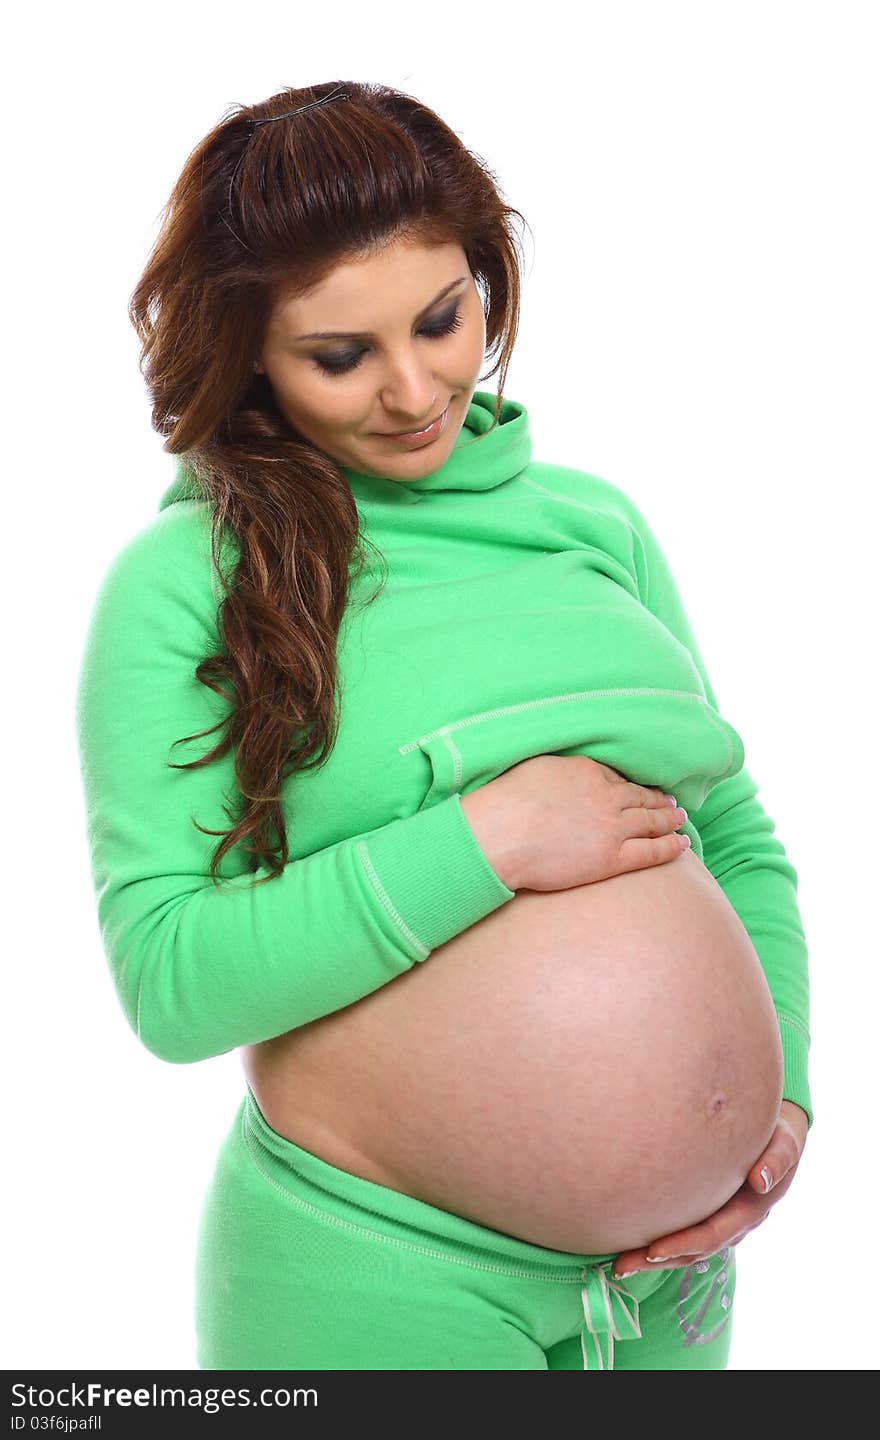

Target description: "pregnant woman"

left=75, top=80, right=812, bottom=1371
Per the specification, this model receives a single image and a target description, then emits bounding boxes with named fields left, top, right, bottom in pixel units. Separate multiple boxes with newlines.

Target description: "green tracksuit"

left=75, top=389, right=811, bottom=1368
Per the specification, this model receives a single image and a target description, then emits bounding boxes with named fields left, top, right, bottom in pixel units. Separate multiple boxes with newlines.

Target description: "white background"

left=5, top=0, right=877, bottom=1372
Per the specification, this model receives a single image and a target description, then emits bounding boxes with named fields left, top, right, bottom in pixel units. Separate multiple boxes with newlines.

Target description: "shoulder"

left=76, top=503, right=241, bottom=682
left=519, top=460, right=650, bottom=529
left=76, top=503, right=235, bottom=717
left=519, top=460, right=655, bottom=563
left=90, top=501, right=236, bottom=615
left=112, top=499, right=214, bottom=574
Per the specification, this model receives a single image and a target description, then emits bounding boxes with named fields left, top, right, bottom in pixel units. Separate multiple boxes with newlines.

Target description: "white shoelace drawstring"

left=580, top=1262, right=642, bottom=1370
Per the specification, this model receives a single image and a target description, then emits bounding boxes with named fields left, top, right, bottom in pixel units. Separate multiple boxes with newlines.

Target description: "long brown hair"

left=128, top=80, right=528, bottom=884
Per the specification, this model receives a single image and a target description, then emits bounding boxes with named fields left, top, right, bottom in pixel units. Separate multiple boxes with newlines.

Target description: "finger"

left=620, top=802, right=684, bottom=839
left=613, top=1229, right=752, bottom=1280
left=653, top=1198, right=776, bottom=1262
left=612, top=1197, right=779, bottom=1281
left=612, top=1252, right=648, bottom=1277
left=747, top=1126, right=802, bottom=1194
left=611, top=1181, right=783, bottom=1280
left=620, top=781, right=676, bottom=811
left=642, top=1188, right=768, bottom=1262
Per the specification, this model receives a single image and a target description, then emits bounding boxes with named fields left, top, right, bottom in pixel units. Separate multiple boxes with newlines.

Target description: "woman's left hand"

left=612, top=1100, right=809, bottom=1280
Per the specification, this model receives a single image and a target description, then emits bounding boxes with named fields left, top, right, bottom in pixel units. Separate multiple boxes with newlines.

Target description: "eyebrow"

left=293, top=276, right=469, bottom=342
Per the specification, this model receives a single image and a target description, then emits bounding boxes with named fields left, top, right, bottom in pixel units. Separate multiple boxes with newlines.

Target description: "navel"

left=707, top=1090, right=728, bottom=1120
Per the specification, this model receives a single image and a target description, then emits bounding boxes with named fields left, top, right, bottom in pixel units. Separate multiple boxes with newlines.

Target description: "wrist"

left=780, top=1099, right=809, bottom=1151
left=459, top=785, right=526, bottom=892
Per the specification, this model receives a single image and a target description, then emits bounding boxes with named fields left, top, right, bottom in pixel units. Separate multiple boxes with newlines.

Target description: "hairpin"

left=250, top=85, right=351, bottom=128
left=223, top=86, right=351, bottom=255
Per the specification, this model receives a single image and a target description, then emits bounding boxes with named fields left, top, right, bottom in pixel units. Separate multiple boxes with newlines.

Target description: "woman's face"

left=255, top=237, right=487, bottom=480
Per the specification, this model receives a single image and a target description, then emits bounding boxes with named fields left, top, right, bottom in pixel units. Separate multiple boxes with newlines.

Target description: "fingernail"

left=761, top=1165, right=773, bottom=1193
left=615, top=1269, right=640, bottom=1280
left=645, top=1255, right=670, bottom=1263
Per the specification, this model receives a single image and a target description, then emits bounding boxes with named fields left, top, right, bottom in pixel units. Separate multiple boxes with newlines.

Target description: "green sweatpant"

left=194, top=1087, right=736, bottom=1370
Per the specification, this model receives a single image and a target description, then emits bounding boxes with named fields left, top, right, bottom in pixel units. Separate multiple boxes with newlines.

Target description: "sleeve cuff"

left=778, top=1010, right=813, bottom=1131
left=358, top=793, right=516, bottom=960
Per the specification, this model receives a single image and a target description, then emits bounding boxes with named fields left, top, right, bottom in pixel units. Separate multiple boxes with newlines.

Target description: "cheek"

left=445, top=329, right=481, bottom=382
left=275, top=370, right=351, bottom=428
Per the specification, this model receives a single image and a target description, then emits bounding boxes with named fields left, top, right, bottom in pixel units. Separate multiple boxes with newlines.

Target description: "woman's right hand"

left=459, top=754, right=690, bottom=893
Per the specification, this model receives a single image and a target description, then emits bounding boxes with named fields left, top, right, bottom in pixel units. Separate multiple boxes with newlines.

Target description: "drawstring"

left=580, top=1262, right=642, bottom=1370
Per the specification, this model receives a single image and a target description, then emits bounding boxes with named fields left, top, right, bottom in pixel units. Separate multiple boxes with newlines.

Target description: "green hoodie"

left=74, top=390, right=811, bottom=1124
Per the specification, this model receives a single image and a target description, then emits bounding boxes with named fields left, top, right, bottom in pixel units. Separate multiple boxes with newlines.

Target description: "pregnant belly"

left=241, top=848, right=784, bottom=1255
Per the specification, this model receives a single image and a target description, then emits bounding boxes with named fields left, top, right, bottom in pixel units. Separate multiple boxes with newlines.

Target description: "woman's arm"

left=616, top=488, right=813, bottom=1131
left=74, top=505, right=515, bottom=1066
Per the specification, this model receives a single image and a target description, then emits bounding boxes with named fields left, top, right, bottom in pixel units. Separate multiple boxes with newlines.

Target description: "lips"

left=380, top=404, right=448, bottom=438
left=387, top=415, right=440, bottom=437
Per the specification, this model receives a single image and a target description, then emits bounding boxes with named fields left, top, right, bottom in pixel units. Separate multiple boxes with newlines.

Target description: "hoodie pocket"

left=399, top=688, right=745, bottom=816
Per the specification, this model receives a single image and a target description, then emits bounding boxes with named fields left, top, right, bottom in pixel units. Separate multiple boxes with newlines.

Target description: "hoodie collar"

left=157, top=389, right=530, bottom=511
left=341, top=390, right=530, bottom=497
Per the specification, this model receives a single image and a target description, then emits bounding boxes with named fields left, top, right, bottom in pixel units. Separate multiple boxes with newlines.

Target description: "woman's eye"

left=312, top=303, right=464, bottom=376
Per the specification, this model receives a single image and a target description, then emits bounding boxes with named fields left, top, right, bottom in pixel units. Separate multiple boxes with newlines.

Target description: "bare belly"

left=241, top=848, right=784, bottom=1255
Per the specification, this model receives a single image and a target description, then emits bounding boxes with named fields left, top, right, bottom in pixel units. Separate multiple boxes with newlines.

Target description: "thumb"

left=749, top=1158, right=778, bottom=1195
left=748, top=1120, right=801, bottom=1195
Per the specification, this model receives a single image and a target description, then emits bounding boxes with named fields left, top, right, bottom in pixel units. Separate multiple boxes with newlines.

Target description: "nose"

left=379, top=358, right=438, bottom=429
